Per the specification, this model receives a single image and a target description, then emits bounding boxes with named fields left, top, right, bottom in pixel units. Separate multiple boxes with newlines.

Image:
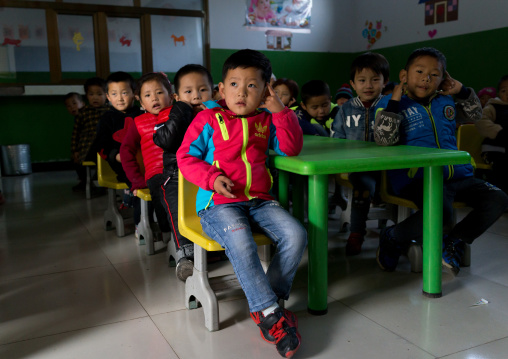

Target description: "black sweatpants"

left=393, top=176, right=508, bottom=245
left=159, top=170, right=192, bottom=251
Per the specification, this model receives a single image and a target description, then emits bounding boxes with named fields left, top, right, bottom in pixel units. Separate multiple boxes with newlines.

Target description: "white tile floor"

left=1, top=171, right=508, bottom=359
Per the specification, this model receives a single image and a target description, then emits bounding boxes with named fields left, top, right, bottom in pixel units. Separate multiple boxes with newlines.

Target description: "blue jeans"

left=198, top=199, right=307, bottom=313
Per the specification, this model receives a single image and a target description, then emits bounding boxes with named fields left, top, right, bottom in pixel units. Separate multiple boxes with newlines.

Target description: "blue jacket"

left=292, top=103, right=339, bottom=137
left=331, top=95, right=383, bottom=141
left=374, top=90, right=481, bottom=194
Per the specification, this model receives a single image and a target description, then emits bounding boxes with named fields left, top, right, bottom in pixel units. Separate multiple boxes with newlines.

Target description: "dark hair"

left=405, top=47, right=447, bottom=74
left=106, top=71, right=136, bottom=92
left=382, top=81, right=397, bottom=95
left=300, top=80, right=330, bottom=105
left=173, top=64, right=213, bottom=94
left=84, top=77, right=107, bottom=94
left=222, top=49, right=272, bottom=83
left=272, top=78, right=299, bottom=101
left=64, top=92, right=83, bottom=102
left=350, top=52, right=390, bottom=82
left=498, top=75, right=508, bottom=91
left=135, top=72, right=173, bottom=97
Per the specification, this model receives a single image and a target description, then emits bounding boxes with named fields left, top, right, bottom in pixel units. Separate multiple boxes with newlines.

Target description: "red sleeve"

left=120, top=122, right=146, bottom=189
left=176, top=111, right=222, bottom=191
left=271, top=107, right=303, bottom=156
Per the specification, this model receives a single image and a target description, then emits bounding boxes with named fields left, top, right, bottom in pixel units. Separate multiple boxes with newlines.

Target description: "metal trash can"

left=1, top=144, right=32, bottom=175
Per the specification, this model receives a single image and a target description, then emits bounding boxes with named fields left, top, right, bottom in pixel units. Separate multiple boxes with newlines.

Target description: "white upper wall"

left=209, top=0, right=355, bottom=52
left=209, top=0, right=508, bottom=53
left=351, top=0, right=508, bottom=52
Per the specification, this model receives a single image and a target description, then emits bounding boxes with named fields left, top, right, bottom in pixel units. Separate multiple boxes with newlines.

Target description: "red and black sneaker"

left=250, top=307, right=301, bottom=358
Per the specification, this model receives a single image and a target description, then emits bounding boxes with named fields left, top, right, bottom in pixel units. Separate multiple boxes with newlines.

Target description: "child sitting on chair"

left=153, top=64, right=215, bottom=281
left=70, top=77, right=108, bottom=192
left=177, top=49, right=307, bottom=358
left=331, top=52, right=390, bottom=256
left=120, top=73, right=172, bottom=243
left=374, top=47, right=508, bottom=275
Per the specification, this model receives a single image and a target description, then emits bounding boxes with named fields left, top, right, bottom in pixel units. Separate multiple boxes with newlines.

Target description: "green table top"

left=272, top=135, right=471, bottom=175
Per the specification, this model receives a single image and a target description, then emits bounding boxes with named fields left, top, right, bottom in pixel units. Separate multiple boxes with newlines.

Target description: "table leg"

left=292, top=175, right=305, bottom=225
left=422, top=165, right=443, bottom=298
left=278, top=170, right=289, bottom=209
left=307, top=174, right=328, bottom=315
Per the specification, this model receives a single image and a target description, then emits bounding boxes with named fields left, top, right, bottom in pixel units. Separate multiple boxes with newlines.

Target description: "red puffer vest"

left=135, top=112, right=164, bottom=181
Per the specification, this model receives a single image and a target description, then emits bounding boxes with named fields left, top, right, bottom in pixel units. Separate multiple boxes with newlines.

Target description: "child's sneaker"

left=376, top=225, right=402, bottom=271
left=250, top=307, right=301, bottom=358
left=442, top=236, right=465, bottom=275
left=345, top=232, right=364, bottom=256
left=175, top=258, right=194, bottom=281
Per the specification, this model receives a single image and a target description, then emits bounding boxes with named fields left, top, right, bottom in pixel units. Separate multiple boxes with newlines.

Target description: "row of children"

left=270, top=49, right=508, bottom=279
left=66, top=51, right=304, bottom=358
left=65, top=46, right=508, bottom=358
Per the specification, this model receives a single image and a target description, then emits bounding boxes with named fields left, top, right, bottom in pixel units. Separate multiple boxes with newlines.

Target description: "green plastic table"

left=272, top=135, right=471, bottom=315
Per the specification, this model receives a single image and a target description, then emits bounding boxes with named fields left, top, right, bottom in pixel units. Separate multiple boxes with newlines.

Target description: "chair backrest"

left=178, top=170, right=272, bottom=251
left=178, top=170, right=225, bottom=251
left=456, top=124, right=492, bottom=170
left=97, top=153, right=128, bottom=189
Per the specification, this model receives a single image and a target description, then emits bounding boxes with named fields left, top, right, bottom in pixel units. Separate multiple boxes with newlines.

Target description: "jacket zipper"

left=424, top=104, right=453, bottom=179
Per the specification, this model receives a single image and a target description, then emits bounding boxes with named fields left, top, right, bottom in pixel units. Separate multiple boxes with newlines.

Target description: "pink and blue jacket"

left=177, top=100, right=303, bottom=213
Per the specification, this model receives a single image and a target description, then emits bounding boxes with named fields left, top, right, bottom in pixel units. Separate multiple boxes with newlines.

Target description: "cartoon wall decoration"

left=419, top=0, right=459, bottom=25
left=362, top=20, right=385, bottom=49
left=119, top=35, right=131, bottom=46
left=72, top=32, right=84, bottom=51
left=1, top=38, right=21, bottom=47
left=245, top=0, right=312, bottom=33
left=171, top=34, right=185, bottom=46
left=265, top=30, right=292, bottom=50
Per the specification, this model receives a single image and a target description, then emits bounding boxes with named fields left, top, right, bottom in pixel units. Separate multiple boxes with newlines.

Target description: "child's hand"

left=192, top=103, right=207, bottom=116
left=213, top=175, right=236, bottom=199
left=133, top=189, right=138, bottom=196
left=392, top=71, right=407, bottom=102
left=116, top=153, right=121, bottom=162
left=440, top=71, right=463, bottom=96
left=259, top=83, right=285, bottom=114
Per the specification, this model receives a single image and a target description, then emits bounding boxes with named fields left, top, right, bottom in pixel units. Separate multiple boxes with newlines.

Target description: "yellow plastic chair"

left=82, top=160, right=96, bottom=200
left=136, top=188, right=156, bottom=254
left=178, top=170, right=272, bottom=331
left=456, top=124, right=492, bottom=170
left=97, top=154, right=128, bottom=237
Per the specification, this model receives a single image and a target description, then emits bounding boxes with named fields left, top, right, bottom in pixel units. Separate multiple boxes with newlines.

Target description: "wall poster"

left=245, top=0, right=312, bottom=33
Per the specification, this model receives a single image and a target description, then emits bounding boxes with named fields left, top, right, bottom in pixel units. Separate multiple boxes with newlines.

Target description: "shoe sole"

left=376, top=247, right=394, bottom=272
left=176, top=260, right=194, bottom=281
left=441, top=258, right=460, bottom=275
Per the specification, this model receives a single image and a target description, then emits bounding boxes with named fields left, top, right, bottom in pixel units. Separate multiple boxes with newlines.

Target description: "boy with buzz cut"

left=331, top=52, right=390, bottom=256
left=293, top=79, right=338, bottom=136
left=374, top=47, right=508, bottom=275
left=71, top=77, right=109, bottom=192
left=177, top=49, right=307, bottom=358
left=153, top=64, right=215, bottom=281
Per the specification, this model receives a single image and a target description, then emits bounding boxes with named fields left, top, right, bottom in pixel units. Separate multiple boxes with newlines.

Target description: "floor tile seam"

left=0, top=315, right=151, bottom=347
left=109, top=256, right=153, bottom=318
left=148, top=314, right=182, bottom=359
left=436, top=335, right=508, bottom=358
left=0, top=263, right=114, bottom=283
left=334, top=298, right=438, bottom=357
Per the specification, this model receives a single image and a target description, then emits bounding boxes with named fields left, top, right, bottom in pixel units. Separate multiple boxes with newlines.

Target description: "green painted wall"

left=1, top=27, right=506, bottom=164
